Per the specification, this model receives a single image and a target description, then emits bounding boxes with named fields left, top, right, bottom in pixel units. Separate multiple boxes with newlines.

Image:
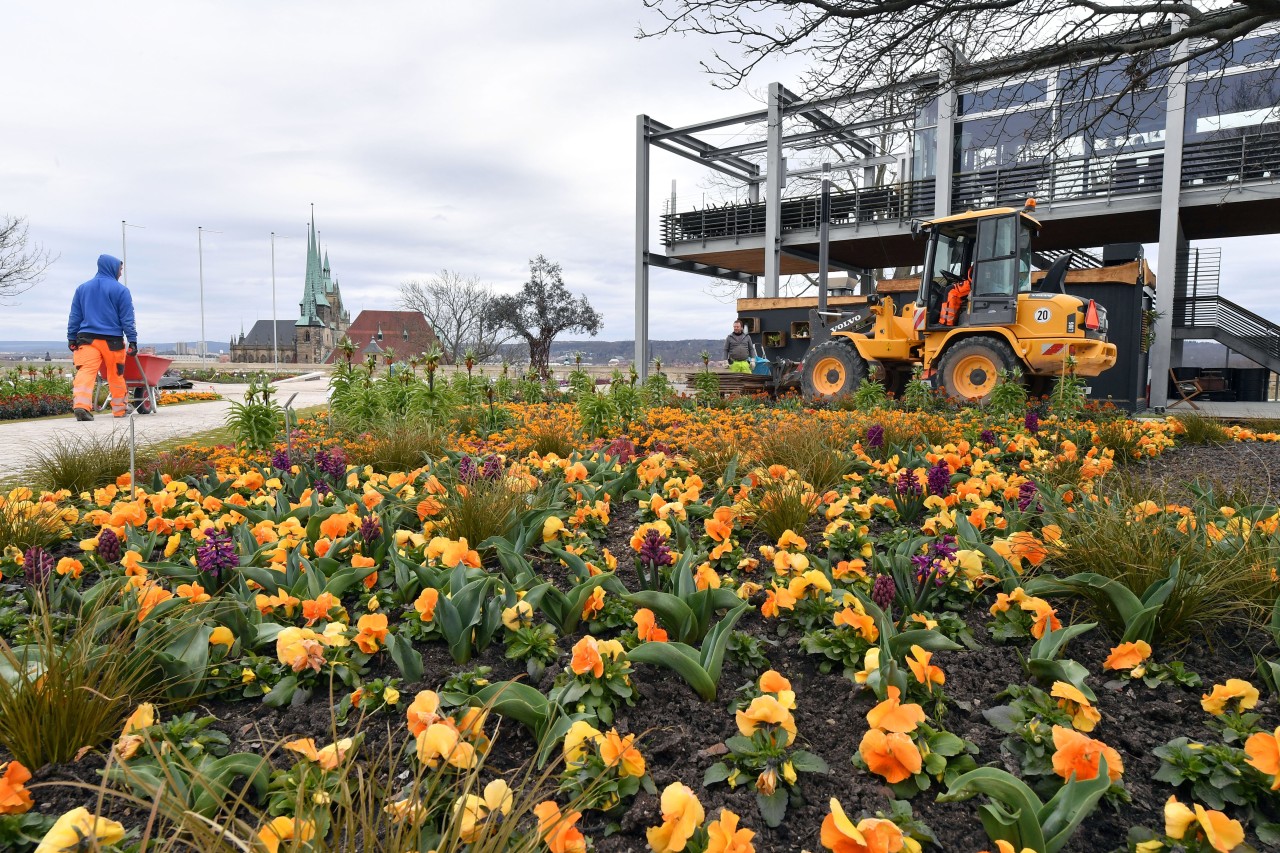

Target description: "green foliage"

left=693, top=369, right=721, bottom=407
left=1025, top=621, right=1096, bottom=700
left=986, top=369, right=1028, bottom=418
left=1050, top=360, right=1088, bottom=417
left=1153, top=737, right=1271, bottom=811
left=626, top=553, right=746, bottom=644
left=224, top=377, right=283, bottom=452
left=850, top=379, right=889, bottom=412
left=625, top=602, right=749, bottom=701
left=1044, top=480, right=1277, bottom=641
left=901, top=367, right=935, bottom=412
left=740, top=475, right=815, bottom=544
left=576, top=387, right=618, bottom=439
left=939, top=760, right=1113, bottom=853
left=1023, top=562, right=1179, bottom=646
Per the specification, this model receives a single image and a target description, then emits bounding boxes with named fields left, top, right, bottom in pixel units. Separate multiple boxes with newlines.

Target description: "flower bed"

left=0, top=393, right=72, bottom=421
left=0, top=403, right=1277, bottom=853
left=157, top=391, right=221, bottom=405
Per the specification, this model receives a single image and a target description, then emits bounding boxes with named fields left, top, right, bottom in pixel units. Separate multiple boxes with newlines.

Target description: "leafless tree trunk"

left=0, top=215, right=55, bottom=303
left=399, top=271, right=511, bottom=363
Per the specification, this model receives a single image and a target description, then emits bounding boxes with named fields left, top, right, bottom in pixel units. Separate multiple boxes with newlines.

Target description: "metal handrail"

left=658, top=129, right=1280, bottom=245
left=1174, top=294, right=1280, bottom=364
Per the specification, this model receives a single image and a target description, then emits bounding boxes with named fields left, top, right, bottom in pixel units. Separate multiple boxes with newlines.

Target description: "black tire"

left=801, top=338, right=868, bottom=401
left=934, top=336, right=1021, bottom=403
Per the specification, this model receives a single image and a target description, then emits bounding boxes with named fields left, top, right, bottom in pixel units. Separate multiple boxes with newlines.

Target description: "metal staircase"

left=1172, top=247, right=1280, bottom=374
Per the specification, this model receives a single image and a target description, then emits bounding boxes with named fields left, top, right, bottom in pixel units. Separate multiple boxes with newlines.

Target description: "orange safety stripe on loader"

left=72, top=339, right=127, bottom=417
left=939, top=279, right=971, bottom=326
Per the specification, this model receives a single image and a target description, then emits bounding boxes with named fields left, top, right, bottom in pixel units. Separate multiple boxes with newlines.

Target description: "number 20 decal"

left=1033, top=308, right=1051, bottom=323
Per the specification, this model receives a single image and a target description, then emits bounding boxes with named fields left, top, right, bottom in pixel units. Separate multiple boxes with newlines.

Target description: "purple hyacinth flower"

left=270, top=449, right=292, bottom=471
left=23, top=546, right=54, bottom=586
left=97, top=528, right=122, bottom=564
left=980, top=429, right=997, bottom=446
left=458, top=455, right=478, bottom=484
left=638, top=528, right=673, bottom=567
left=606, top=437, right=637, bottom=463
left=871, top=573, right=896, bottom=610
left=866, top=424, right=885, bottom=450
left=1024, top=411, right=1040, bottom=433
left=896, top=468, right=922, bottom=498
left=196, top=528, right=237, bottom=584
left=480, top=454, right=503, bottom=480
left=359, top=514, right=382, bottom=546
left=927, top=462, right=951, bottom=497
left=1018, top=480, right=1039, bottom=512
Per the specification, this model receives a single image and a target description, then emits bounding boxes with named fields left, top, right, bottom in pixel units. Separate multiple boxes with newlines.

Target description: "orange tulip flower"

left=634, top=608, right=668, bottom=643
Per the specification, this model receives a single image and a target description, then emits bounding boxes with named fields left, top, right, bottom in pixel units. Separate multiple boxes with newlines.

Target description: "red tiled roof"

left=326, top=310, right=444, bottom=364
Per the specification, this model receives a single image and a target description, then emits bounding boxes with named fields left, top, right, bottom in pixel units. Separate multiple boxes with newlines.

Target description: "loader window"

left=972, top=215, right=1017, bottom=298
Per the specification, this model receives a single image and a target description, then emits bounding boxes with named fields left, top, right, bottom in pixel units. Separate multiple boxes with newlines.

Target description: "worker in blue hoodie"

left=67, top=254, right=137, bottom=419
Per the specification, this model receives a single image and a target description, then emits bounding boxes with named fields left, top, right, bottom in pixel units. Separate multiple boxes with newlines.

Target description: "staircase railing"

left=1174, top=294, right=1280, bottom=367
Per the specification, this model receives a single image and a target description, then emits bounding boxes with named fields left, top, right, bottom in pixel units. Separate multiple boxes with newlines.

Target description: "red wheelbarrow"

left=97, top=353, right=172, bottom=415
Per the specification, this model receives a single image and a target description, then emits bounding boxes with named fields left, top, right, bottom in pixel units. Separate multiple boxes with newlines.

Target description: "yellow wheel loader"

left=800, top=200, right=1118, bottom=402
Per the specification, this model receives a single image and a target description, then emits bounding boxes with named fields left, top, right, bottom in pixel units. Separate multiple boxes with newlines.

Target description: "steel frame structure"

left=635, top=45, right=1194, bottom=407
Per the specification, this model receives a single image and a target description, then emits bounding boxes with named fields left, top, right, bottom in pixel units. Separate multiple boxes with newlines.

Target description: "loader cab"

left=917, top=206, right=1038, bottom=329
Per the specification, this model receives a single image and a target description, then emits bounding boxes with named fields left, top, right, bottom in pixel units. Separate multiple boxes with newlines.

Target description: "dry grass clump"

left=24, top=432, right=145, bottom=494
left=751, top=419, right=853, bottom=493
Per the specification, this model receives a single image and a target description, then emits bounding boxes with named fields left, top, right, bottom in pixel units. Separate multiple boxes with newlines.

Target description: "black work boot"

left=74, top=408, right=94, bottom=422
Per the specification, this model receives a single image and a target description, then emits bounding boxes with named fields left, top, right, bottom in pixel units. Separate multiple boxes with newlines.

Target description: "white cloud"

left=8, top=1, right=1276, bottom=350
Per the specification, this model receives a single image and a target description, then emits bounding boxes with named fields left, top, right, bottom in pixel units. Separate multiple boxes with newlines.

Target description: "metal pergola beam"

left=646, top=252, right=756, bottom=284
left=649, top=139, right=759, bottom=184
left=703, top=114, right=914, bottom=161
left=778, top=84, right=877, bottom=157
left=646, top=118, right=761, bottom=178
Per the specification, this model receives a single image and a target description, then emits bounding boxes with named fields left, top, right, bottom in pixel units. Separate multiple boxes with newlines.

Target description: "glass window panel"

left=1190, top=36, right=1277, bottom=75
left=974, top=258, right=1015, bottom=297
left=1186, top=69, right=1280, bottom=140
left=957, top=109, right=1052, bottom=172
left=959, top=79, right=1048, bottom=115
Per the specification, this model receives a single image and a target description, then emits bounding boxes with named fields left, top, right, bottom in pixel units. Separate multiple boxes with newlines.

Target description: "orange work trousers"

left=73, top=339, right=127, bottom=417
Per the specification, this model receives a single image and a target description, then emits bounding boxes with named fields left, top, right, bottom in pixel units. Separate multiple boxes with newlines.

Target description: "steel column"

left=1149, top=25, right=1190, bottom=410
left=934, top=85, right=956, bottom=218
left=635, top=115, right=651, bottom=382
left=764, top=82, right=784, bottom=297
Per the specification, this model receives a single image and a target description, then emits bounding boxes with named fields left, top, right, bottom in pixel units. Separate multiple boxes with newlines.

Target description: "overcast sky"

left=2, top=1, right=1277, bottom=348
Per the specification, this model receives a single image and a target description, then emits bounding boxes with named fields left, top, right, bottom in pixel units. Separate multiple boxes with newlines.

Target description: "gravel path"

left=1128, top=440, right=1280, bottom=504
left=0, top=378, right=331, bottom=482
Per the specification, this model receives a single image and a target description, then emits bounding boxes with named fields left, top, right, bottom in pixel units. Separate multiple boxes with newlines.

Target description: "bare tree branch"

left=0, top=215, right=56, bottom=304
left=399, top=270, right=511, bottom=363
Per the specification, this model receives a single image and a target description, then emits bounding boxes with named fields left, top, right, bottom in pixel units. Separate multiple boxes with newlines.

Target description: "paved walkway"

left=0, top=378, right=332, bottom=482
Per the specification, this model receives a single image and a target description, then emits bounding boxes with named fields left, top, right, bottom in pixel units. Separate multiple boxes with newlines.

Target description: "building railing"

left=660, top=130, right=1280, bottom=245
left=1175, top=294, right=1280, bottom=367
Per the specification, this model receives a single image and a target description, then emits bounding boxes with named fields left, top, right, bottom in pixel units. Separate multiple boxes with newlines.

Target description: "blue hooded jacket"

left=67, top=255, right=137, bottom=344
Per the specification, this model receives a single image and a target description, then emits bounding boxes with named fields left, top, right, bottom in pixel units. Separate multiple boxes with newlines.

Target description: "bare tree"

left=0, top=215, right=55, bottom=303
left=487, top=256, right=603, bottom=379
left=640, top=2, right=1280, bottom=107
left=399, top=270, right=510, bottom=363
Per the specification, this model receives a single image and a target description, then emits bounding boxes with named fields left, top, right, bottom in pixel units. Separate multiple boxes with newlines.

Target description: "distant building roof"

left=237, top=320, right=297, bottom=348
left=327, top=310, right=444, bottom=364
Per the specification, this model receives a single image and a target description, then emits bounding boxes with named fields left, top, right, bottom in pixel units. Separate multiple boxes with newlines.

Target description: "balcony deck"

left=662, top=131, right=1280, bottom=274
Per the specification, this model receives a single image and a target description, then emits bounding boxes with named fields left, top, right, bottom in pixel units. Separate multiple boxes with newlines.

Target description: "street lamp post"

left=270, top=232, right=291, bottom=368
left=121, top=221, right=145, bottom=287
left=197, top=226, right=222, bottom=362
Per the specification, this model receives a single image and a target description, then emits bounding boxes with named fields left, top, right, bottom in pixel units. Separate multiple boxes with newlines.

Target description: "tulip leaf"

left=788, top=750, right=829, bottom=773
left=888, top=629, right=963, bottom=658
left=942, top=766, right=1047, bottom=852
left=190, top=754, right=272, bottom=817
left=626, top=641, right=717, bottom=701
left=239, top=566, right=280, bottom=595
left=385, top=632, right=423, bottom=682
left=1038, top=756, right=1112, bottom=853
left=626, top=591, right=697, bottom=644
